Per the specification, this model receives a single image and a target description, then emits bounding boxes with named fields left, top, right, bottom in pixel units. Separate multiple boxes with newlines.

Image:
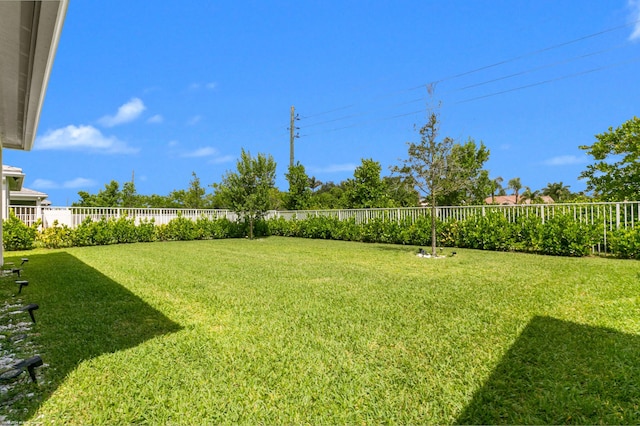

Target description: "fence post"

left=616, top=203, right=621, bottom=230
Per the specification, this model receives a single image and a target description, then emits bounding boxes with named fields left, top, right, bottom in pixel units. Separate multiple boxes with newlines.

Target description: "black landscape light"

left=0, top=356, right=43, bottom=384
left=16, top=280, right=28, bottom=294
left=20, top=303, right=39, bottom=323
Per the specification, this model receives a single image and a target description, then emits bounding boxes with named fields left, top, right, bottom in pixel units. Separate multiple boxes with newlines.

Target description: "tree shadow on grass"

left=457, top=316, right=640, bottom=425
left=2, top=252, right=182, bottom=421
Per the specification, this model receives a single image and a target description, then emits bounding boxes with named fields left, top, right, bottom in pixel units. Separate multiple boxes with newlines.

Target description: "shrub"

left=539, top=213, right=600, bottom=257
left=37, top=220, right=74, bottom=249
left=161, top=215, right=197, bottom=241
left=457, top=212, right=514, bottom=251
left=3, top=211, right=38, bottom=251
left=112, top=216, right=138, bottom=244
left=136, top=218, right=157, bottom=243
left=608, top=228, right=640, bottom=259
left=513, top=214, right=543, bottom=252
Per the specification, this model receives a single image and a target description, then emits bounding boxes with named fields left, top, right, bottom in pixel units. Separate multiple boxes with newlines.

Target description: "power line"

left=302, top=54, right=640, bottom=137
left=298, top=18, right=640, bottom=123
left=455, top=54, right=640, bottom=105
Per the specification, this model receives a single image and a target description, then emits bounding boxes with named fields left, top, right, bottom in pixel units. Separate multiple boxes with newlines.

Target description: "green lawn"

left=1, top=237, right=639, bottom=424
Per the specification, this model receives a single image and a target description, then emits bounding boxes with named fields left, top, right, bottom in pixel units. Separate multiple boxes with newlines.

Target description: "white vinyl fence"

left=9, top=201, right=640, bottom=240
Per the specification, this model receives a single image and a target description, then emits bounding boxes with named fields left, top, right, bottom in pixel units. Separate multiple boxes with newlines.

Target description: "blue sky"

left=6, top=0, right=640, bottom=205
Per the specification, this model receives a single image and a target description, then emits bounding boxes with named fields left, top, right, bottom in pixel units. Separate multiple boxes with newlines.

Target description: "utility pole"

left=289, top=105, right=299, bottom=169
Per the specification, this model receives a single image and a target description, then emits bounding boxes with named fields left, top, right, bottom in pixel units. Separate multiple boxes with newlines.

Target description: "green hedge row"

left=267, top=212, right=603, bottom=257
left=2, top=210, right=638, bottom=258
left=2, top=212, right=250, bottom=250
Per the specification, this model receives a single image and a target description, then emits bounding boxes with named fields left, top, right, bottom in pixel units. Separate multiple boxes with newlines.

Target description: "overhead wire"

left=301, top=54, right=640, bottom=137
left=298, top=17, right=640, bottom=131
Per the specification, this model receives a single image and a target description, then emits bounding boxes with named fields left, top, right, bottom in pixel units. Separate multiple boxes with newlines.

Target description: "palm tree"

left=542, top=181, right=571, bottom=202
left=308, top=176, right=323, bottom=192
left=490, top=176, right=503, bottom=204
left=508, top=177, right=522, bottom=204
left=521, top=186, right=542, bottom=204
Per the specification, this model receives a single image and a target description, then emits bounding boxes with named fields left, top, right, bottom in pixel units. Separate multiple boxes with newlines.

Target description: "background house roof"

left=485, top=195, right=555, bottom=205
left=11, top=186, right=49, bottom=202
left=0, top=0, right=68, bottom=151
left=2, top=165, right=25, bottom=191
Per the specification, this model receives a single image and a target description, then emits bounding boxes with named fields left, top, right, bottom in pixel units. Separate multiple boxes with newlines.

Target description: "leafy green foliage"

left=437, top=138, right=491, bottom=206
left=214, top=149, right=276, bottom=239
left=267, top=211, right=602, bottom=257
left=542, top=181, right=572, bottom=202
left=580, top=116, right=640, bottom=201
left=540, top=213, right=601, bottom=257
left=284, top=162, right=312, bottom=210
left=344, top=158, right=391, bottom=208
left=392, top=107, right=473, bottom=255
left=2, top=211, right=38, bottom=250
left=36, top=221, right=74, bottom=249
left=608, top=228, right=640, bottom=259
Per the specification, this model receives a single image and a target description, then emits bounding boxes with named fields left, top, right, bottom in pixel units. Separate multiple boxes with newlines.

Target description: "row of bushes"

left=268, top=212, right=603, bottom=257
left=2, top=213, right=251, bottom=250
left=2, top=211, right=638, bottom=258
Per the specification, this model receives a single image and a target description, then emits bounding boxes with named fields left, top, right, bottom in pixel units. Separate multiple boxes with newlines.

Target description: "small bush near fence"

left=3, top=211, right=39, bottom=251
left=608, top=228, right=640, bottom=259
left=2, top=210, right=633, bottom=258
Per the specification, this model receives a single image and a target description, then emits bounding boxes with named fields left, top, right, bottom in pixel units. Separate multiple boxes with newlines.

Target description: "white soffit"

left=0, top=0, right=68, bottom=151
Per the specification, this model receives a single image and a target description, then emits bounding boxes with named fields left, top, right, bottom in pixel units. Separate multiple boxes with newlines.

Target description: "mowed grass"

left=3, top=237, right=640, bottom=424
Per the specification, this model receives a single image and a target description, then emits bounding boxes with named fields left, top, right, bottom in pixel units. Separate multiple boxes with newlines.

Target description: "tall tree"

left=437, top=138, right=491, bottom=206
left=391, top=106, right=466, bottom=256
left=121, top=181, right=138, bottom=207
left=213, top=149, right=276, bottom=239
left=344, top=158, right=390, bottom=208
left=73, top=180, right=122, bottom=207
left=310, top=181, right=347, bottom=209
left=383, top=175, right=420, bottom=207
left=508, top=177, right=522, bottom=204
left=579, top=116, right=640, bottom=201
left=284, top=162, right=312, bottom=210
left=184, top=172, right=207, bottom=209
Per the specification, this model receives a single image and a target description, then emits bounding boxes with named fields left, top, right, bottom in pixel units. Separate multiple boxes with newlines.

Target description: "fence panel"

left=9, top=202, right=640, bottom=247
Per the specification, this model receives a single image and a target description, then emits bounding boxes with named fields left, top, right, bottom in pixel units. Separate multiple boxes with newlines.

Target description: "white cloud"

left=187, top=115, right=202, bottom=125
left=181, top=147, right=217, bottom=158
left=209, top=155, right=235, bottom=164
left=64, top=178, right=96, bottom=188
left=31, top=179, right=58, bottom=190
left=147, top=114, right=163, bottom=124
left=630, top=0, right=640, bottom=41
left=31, top=177, right=96, bottom=190
left=308, top=163, right=357, bottom=173
left=542, top=155, right=587, bottom=166
left=189, top=82, right=217, bottom=91
left=35, top=124, right=139, bottom=154
left=98, top=98, right=146, bottom=127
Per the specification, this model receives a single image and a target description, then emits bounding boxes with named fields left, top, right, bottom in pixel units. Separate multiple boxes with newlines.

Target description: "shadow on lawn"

left=2, top=252, right=182, bottom=421
left=457, top=316, right=640, bottom=425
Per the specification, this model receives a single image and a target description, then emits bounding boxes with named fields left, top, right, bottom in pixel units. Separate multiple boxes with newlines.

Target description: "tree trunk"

left=431, top=193, right=437, bottom=256
left=249, top=217, right=254, bottom=239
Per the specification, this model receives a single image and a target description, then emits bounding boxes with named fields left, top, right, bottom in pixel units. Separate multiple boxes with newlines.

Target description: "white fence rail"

left=10, top=206, right=238, bottom=228
left=271, top=202, right=640, bottom=232
left=9, top=202, right=640, bottom=235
